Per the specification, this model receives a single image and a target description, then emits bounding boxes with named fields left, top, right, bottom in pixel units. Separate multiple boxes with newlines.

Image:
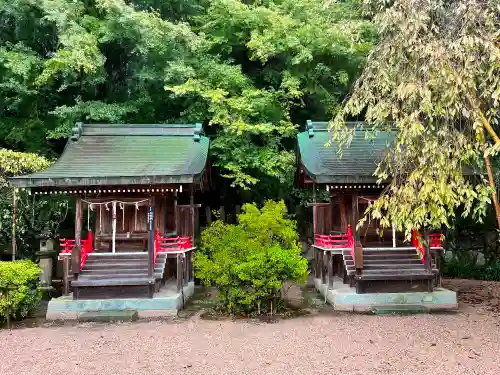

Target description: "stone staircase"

left=71, top=252, right=169, bottom=299
left=342, top=247, right=437, bottom=293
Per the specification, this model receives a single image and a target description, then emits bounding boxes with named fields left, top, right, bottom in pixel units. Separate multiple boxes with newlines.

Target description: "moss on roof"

left=298, top=121, right=395, bottom=184
left=10, top=123, right=209, bottom=188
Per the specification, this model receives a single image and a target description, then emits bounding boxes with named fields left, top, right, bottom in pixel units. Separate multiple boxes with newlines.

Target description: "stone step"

left=87, top=253, right=149, bottom=260
left=363, top=249, right=417, bottom=257
left=345, top=258, right=423, bottom=265
left=81, top=268, right=152, bottom=275
left=84, top=262, right=149, bottom=270
left=361, top=269, right=432, bottom=276
left=362, top=247, right=415, bottom=251
left=362, top=264, right=426, bottom=270
left=345, top=264, right=438, bottom=273
left=83, top=265, right=165, bottom=273
left=78, top=273, right=149, bottom=280
left=364, top=258, right=422, bottom=264
left=78, top=310, right=139, bottom=322
left=359, top=273, right=434, bottom=281
left=372, top=305, right=430, bottom=315
left=360, top=254, right=420, bottom=261
left=72, top=278, right=153, bottom=287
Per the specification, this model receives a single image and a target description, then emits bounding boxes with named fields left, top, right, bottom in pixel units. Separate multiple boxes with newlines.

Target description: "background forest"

left=0, top=0, right=375, bottom=257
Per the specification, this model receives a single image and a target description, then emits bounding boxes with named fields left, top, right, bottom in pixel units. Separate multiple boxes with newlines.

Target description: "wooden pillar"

left=434, top=251, right=441, bottom=287
left=147, top=204, right=154, bottom=280
left=328, top=195, right=333, bottom=233
left=321, top=251, right=327, bottom=284
left=111, top=200, right=117, bottom=253
left=72, top=196, right=83, bottom=278
left=312, top=183, right=317, bottom=235
left=314, top=248, right=321, bottom=278
left=355, top=242, right=363, bottom=274
left=351, top=191, right=363, bottom=273
left=327, top=251, right=333, bottom=289
left=190, top=187, right=195, bottom=238
left=62, top=255, right=70, bottom=296
left=176, top=254, right=183, bottom=292
left=183, top=252, right=189, bottom=285
left=205, top=205, right=212, bottom=226
left=11, top=188, right=17, bottom=261
left=351, top=191, right=359, bottom=241
left=188, top=251, right=194, bottom=281
left=339, top=195, right=348, bottom=232
left=423, top=230, right=431, bottom=273
left=174, top=191, right=178, bottom=235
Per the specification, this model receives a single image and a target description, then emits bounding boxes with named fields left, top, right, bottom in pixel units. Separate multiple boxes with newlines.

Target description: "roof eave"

left=314, top=175, right=383, bottom=184
left=9, top=174, right=201, bottom=188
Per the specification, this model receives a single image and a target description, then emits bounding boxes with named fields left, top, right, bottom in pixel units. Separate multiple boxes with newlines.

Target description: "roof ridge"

left=72, top=122, right=205, bottom=141
left=84, top=123, right=199, bottom=128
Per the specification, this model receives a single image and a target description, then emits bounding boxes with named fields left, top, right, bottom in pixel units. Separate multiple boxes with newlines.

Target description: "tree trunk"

left=11, top=188, right=16, bottom=261
left=480, top=110, right=500, bottom=144
left=480, top=128, right=500, bottom=228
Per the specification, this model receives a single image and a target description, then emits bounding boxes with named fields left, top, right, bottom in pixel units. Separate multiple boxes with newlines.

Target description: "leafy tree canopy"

left=334, top=0, right=499, bottom=235
left=0, top=0, right=374, bottom=188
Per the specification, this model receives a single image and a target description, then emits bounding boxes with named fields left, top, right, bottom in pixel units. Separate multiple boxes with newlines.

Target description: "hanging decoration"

left=99, top=205, right=102, bottom=233
left=81, top=198, right=150, bottom=253
left=135, top=202, right=139, bottom=232
left=112, top=201, right=117, bottom=253
left=119, top=202, right=125, bottom=230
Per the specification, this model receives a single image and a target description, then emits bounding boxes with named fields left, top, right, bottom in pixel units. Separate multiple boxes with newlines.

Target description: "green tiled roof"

left=10, top=123, right=209, bottom=188
left=298, top=121, right=395, bottom=184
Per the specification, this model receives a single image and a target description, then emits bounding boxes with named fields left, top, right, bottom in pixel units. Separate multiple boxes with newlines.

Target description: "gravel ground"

left=2, top=279, right=500, bottom=375
left=1, top=311, right=500, bottom=375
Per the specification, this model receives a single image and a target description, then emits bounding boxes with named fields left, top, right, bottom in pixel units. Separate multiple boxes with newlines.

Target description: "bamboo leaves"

left=337, top=0, right=500, bottom=234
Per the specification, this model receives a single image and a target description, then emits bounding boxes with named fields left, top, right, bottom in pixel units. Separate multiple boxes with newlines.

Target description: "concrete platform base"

left=314, top=278, right=458, bottom=312
left=46, top=282, right=195, bottom=320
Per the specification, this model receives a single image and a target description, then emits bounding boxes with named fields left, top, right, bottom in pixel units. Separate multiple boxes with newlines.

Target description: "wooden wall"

left=86, top=194, right=199, bottom=251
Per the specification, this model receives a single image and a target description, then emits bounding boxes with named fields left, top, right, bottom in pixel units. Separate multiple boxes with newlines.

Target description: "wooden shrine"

left=11, top=123, right=210, bottom=299
left=297, top=121, right=444, bottom=294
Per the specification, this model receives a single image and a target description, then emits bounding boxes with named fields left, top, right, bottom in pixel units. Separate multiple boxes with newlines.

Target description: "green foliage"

left=0, top=260, right=42, bottom=324
left=0, top=0, right=374, bottom=190
left=0, top=149, right=66, bottom=257
left=443, top=258, right=500, bottom=282
left=0, top=149, right=52, bottom=187
left=194, top=201, right=308, bottom=315
left=334, top=0, right=500, bottom=236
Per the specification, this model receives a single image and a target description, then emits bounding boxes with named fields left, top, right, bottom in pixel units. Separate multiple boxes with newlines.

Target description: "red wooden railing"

left=80, top=232, right=93, bottom=270
left=411, top=229, right=443, bottom=263
left=59, top=238, right=75, bottom=254
left=314, top=231, right=350, bottom=249
left=59, top=232, right=93, bottom=270
left=314, top=225, right=356, bottom=265
left=347, top=225, right=355, bottom=262
left=154, top=232, right=193, bottom=265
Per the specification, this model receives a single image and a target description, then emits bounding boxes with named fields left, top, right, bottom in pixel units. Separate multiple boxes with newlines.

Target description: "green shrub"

left=442, top=257, right=500, bottom=281
left=194, top=200, right=309, bottom=315
left=0, top=260, right=42, bottom=324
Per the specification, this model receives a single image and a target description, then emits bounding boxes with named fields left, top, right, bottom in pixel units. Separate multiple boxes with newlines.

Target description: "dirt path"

left=1, top=279, right=500, bottom=375
left=443, top=278, right=500, bottom=315
left=2, top=311, right=500, bottom=374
